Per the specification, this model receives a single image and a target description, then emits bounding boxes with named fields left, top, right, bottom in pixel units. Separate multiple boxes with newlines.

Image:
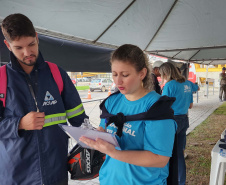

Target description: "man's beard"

left=18, top=54, right=37, bottom=66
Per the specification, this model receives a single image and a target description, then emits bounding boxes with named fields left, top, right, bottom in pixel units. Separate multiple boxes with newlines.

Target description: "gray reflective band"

left=66, top=105, right=84, bottom=118
left=45, top=115, right=67, bottom=124
left=44, top=114, right=67, bottom=127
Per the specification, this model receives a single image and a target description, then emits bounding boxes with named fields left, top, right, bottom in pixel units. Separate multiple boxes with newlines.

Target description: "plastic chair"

left=209, top=140, right=226, bottom=185
left=221, top=129, right=226, bottom=139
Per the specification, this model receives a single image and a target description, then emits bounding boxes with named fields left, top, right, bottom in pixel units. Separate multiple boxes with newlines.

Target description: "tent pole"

left=144, top=0, right=179, bottom=50
left=205, top=65, right=209, bottom=98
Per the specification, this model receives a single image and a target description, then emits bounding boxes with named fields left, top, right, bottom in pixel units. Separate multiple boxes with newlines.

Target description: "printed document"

left=61, top=125, right=120, bottom=149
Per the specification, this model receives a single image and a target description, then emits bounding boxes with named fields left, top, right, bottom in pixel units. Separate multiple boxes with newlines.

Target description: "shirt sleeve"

left=162, top=83, right=171, bottom=97
left=190, top=93, right=193, bottom=103
left=144, top=119, right=177, bottom=157
left=190, top=81, right=199, bottom=92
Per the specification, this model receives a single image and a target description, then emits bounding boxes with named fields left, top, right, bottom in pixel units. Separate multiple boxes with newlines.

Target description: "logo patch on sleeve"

left=0, top=94, right=4, bottom=98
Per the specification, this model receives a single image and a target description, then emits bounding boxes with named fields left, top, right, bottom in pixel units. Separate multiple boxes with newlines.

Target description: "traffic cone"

left=108, top=87, right=111, bottom=96
left=87, top=89, right=92, bottom=99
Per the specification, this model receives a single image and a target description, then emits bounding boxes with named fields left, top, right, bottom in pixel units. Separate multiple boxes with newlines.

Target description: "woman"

left=159, top=62, right=193, bottom=185
left=80, top=44, right=177, bottom=185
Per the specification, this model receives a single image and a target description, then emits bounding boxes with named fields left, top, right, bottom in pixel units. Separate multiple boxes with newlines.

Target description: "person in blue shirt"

left=176, top=67, right=199, bottom=93
left=159, top=62, right=193, bottom=185
left=80, top=44, right=177, bottom=185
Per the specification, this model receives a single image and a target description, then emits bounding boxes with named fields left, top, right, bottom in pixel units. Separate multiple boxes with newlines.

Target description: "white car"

left=111, top=82, right=118, bottom=92
left=89, top=78, right=113, bottom=92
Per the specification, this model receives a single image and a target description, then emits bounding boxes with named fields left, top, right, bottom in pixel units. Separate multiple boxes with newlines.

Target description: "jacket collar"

left=9, top=51, right=45, bottom=72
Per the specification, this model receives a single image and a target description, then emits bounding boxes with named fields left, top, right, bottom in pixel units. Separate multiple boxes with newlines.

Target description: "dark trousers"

left=55, top=178, right=68, bottom=185
left=219, top=84, right=226, bottom=100
left=175, top=115, right=189, bottom=185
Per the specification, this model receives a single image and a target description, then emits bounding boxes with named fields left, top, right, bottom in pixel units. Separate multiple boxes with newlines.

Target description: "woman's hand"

left=79, top=136, right=116, bottom=156
left=79, top=136, right=170, bottom=167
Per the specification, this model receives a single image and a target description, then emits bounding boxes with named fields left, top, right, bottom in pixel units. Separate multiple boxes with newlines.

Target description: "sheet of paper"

left=61, top=125, right=120, bottom=149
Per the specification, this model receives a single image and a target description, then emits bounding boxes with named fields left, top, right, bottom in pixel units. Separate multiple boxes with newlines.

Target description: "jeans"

left=175, top=115, right=189, bottom=185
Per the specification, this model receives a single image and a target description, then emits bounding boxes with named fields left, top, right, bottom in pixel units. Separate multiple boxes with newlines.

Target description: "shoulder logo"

left=184, top=85, right=191, bottom=92
left=43, top=91, right=57, bottom=106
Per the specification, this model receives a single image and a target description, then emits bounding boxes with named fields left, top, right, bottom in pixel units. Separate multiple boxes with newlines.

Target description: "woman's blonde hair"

left=159, top=62, right=185, bottom=83
left=110, top=44, right=153, bottom=90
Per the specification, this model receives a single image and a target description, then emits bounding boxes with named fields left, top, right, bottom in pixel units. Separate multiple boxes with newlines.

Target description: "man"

left=152, top=60, right=163, bottom=94
left=219, top=67, right=226, bottom=102
left=0, top=14, right=87, bottom=185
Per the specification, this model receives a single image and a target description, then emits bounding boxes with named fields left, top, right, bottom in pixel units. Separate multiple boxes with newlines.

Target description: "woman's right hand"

left=96, top=126, right=106, bottom=132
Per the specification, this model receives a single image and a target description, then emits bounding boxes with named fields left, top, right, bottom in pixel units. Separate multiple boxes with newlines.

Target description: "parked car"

left=71, top=78, right=76, bottom=85
left=89, top=78, right=113, bottom=92
left=77, top=78, right=84, bottom=82
left=83, top=77, right=92, bottom=82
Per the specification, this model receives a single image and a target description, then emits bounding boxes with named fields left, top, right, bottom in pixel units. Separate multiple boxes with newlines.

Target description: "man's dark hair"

left=1, top=13, right=36, bottom=42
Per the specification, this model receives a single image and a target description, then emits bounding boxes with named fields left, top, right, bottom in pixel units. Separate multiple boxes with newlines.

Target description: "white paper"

left=61, top=125, right=120, bottom=149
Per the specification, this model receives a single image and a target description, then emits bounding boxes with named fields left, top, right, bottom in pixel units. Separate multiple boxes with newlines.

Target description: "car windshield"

left=91, top=79, right=101, bottom=83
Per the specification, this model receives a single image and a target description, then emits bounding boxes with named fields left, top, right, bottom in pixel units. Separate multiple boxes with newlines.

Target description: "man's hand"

left=19, top=111, right=45, bottom=130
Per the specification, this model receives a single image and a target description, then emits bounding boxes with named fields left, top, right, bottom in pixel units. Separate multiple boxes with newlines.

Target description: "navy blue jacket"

left=0, top=51, right=87, bottom=185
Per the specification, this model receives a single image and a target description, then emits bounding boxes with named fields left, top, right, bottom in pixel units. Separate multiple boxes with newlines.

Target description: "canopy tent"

left=0, top=30, right=113, bottom=72
left=1, top=0, right=226, bottom=71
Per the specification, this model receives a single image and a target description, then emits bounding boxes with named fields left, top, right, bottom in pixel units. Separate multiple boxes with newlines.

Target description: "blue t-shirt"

left=99, top=91, right=177, bottom=185
left=187, top=80, right=199, bottom=92
left=162, top=80, right=193, bottom=115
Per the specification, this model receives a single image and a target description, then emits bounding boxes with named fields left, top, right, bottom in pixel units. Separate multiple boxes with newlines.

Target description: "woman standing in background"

left=159, top=62, right=193, bottom=185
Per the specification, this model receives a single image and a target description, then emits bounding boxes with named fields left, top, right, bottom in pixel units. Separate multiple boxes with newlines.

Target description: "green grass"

left=75, top=86, right=89, bottom=91
left=186, top=102, right=226, bottom=184
left=214, top=103, right=226, bottom=115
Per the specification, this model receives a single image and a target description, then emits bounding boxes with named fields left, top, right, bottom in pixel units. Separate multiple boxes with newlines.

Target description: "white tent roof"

left=1, top=0, right=226, bottom=66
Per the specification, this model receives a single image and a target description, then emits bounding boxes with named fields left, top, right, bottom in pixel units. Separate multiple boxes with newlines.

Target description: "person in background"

left=219, top=67, right=226, bottom=102
left=0, top=13, right=87, bottom=185
left=176, top=66, right=199, bottom=159
left=176, top=66, right=200, bottom=93
left=80, top=44, right=177, bottom=185
left=151, top=60, right=164, bottom=94
left=159, top=62, right=193, bottom=185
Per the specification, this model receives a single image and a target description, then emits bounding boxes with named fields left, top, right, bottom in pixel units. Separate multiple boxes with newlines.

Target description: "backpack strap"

left=100, top=94, right=175, bottom=137
left=46, top=61, right=63, bottom=95
left=0, top=65, right=7, bottom=107
left=0, top=63, right=63, bottom=107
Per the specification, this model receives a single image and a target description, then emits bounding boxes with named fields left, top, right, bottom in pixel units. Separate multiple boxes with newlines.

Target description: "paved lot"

left=68, top=87, right=222, bottom=185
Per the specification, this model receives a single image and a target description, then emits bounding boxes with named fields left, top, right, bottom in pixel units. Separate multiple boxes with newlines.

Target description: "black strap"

left=25, top=70, right=39, bottom=112
left=100, top=93, right=175, bottom=137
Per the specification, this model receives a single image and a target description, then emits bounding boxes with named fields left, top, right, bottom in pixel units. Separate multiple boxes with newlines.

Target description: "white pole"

left=205, top=65, right=209, bottom=98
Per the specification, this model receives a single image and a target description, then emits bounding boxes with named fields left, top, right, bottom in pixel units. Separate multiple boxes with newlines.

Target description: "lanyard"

left=25, top=69, right=39, bottom=112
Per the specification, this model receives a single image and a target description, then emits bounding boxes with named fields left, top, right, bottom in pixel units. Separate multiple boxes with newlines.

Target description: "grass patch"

left=186, top=102, right=226, bottom=184
left=75, top=86, right=89, bottom=91
left=214, top=103, right=226, bottom=115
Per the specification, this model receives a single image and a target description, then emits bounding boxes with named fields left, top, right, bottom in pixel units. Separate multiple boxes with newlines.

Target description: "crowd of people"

left=0, top=13, right=200, bottom=185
